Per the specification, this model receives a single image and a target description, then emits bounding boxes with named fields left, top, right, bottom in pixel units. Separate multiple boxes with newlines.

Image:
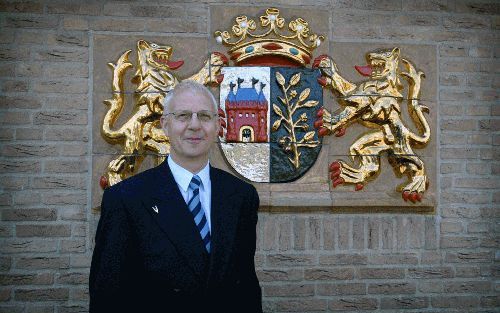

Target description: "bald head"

left=162, top=81, right=218, bottom=117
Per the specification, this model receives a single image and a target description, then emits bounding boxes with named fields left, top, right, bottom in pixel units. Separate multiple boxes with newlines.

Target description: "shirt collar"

left=168, top=155, right=210, bottom=193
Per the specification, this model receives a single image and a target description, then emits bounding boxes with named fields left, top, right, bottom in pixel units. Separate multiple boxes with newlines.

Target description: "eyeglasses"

left=166, top=110, right=218, bottom=123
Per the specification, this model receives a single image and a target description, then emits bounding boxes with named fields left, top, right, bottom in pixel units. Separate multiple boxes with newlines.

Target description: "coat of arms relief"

left=98, top=8, right=433, bottom=205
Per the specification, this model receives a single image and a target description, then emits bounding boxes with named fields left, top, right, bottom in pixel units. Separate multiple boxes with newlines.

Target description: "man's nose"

left=187, top=113, right=202, bottom=128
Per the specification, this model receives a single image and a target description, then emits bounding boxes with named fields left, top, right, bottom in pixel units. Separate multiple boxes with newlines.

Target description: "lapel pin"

left=152, top=205, right=159, bottom=213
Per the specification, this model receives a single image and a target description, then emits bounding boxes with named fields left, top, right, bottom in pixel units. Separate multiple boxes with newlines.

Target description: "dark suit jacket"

left=89, top=160, right=262, bottom=313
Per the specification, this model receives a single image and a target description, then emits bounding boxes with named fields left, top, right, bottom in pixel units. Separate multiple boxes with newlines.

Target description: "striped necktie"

left=187, top=175, right=211, bottom=253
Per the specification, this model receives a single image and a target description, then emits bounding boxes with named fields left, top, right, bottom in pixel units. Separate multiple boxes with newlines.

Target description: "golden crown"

left=214, top=8, right=324, bottom=66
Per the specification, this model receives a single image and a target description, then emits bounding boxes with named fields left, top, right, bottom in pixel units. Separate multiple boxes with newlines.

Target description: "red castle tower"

left=225, top=78, right=268, bottom=143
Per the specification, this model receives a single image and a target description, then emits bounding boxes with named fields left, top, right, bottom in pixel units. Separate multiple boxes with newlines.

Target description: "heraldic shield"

left=218, top=67, right=323, bottom=183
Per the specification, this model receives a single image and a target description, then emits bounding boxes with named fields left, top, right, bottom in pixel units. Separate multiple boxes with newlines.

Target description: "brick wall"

left=0, top=1, right=498, bottom=312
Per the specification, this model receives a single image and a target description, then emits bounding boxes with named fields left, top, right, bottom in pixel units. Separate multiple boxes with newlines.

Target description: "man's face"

left=160, top=90, right=219, bottom=167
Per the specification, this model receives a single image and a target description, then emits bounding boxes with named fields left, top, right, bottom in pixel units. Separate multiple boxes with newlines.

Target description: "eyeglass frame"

left=165, top=110, right=219, bottom=123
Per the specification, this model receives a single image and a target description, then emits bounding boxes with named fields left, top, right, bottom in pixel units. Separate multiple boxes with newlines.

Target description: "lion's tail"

left=102, top=50, right=133, bottom=140
left=401, top=58, right=430, bottom=147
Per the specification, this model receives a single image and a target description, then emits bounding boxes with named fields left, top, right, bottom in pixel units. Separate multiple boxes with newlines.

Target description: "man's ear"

left=160, top=116, right=169, bottom=136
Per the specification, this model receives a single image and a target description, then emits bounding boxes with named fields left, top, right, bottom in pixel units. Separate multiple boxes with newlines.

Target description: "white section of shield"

left=219, top=67, right=271, bottom=182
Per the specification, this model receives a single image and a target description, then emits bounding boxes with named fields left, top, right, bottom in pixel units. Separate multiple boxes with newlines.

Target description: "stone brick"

left=41, top=192, right=86, bottom=206
left=58, top=144, right=87, bottom=157
left=408, top=267, right=454, bottom=279
left=0, top=239, right=57, bottom=254
left=455, top=2, right=500, bottom=15
left=305, top=268, right=354, bottom=280
left=34, top=111, right=87, bottom=125
left=60, top=207, right=86, bottom=221
left=1, top=144, right=58, bottom=158
left=440, top=236, right=479, bottom=248
left=16, top=63, right=42, bottom=77
left=5, top=16, right=59, bottom=29
left=467, top=222, right=490, bottom=233
left=32, top=176, right=86, bottom=190
left=0, top=47, right=30, bottom=61
left=1, top=209, right=57, bottom=221
left=358, top=268, right=405, bottom=279
left=0, top=95, right=42, bottom=109
left=16, top=225, right=71, bottom=237
left=12, top=191, right=41, bottom=206
left=441, top=119, right=477, bottom=131
left=293, top=217, right=306, bottom=250
left=55, top=272, right=88, bottom=285
left=444, top=281, right=491, bottom=293
left=431, top=295, right=480, bottom=308
left=262, top=215, right=277, bottom=251
left=445, top=252, right=493, bottom=263
left=144, top=18, right=205, bottom=33
left=275, top=299, right=327, bottom=312
left=33, top=79, right=88, bottom=94
left=0, top=128, right=14, bottom=141
left=267, top=254, right=316, bottom=267
left=0, top=273, right=53, bottom=286
left=46, top=2, right=101, bottom=15
left=0, top=288, right=11, bottom=301
left=15, top=128, right=44, bottom=140
left=316, top=283, right=366, bottom=296
left=352, top=217, right=364, bottom=250
left=456, top=266, right=481, bottom=278
left=369, top=253, right=418, bottom=265
left=43, top=63, right=88, bottom=78
left=263, top=283, right=314, bottom=297
left=44, top=127, right=89, bottom=142
left=61, top=239, right=85, bottom=253
left=338, top=217, right=350, bottom=250
left=129, top=4, right=185, bottom=18
left=16, top=257, right=69, bottom=270
left=0, top=177, right=29, bottom=190
left=441, top=191, right=490, bottom=204
left=70, top=255, right=91, bottom=269
left=62, top=16, right=89, bottom=30
left=329, top=298, right=378, bottom=311
left=70, top=287, right=88, bottom=301
left=15, top=288, right=68, bottom=301
left=456, top=177, right=499, bottom=189
left=323, top=218, right=336, bottom=250
left=1, top=79, right=29, bottom=92
left=90, top=18, right=147, bottom=32
left=0, top=1, right=44, bottom=13
left=0, top=111, right=31, bottom=125
left=368, top=282, right=416, bottom=295
left=277, top=218, right=291, bottom=251
left=440, top=44, right=468, bottom=57
left=257, top=269, right=303, bottom=282
left=307, top=217, right=321, bottom=250
left=380, top=296, right=429, bottom=309
left=47, top=32, right=89, bottom=48
left=319, top=254, right=367, bottom=265
left=440, top=221, right=464, bottom=233
left=481, top=295, right=499, bottom=308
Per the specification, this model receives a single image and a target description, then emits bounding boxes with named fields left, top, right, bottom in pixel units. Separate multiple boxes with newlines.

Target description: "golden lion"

left=100, top=40, right=228, bottom=188
left=312, top=47, right=430, bottom=202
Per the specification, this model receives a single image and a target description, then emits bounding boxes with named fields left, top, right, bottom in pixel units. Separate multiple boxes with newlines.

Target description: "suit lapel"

left=142, top=160, right=209, bottom=280
left=207, top=167, right=240, bottom=286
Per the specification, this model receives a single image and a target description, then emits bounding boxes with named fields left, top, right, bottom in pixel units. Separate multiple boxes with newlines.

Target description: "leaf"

left=272, top=119, right=281, bottom=131
left=298, top=88, right=310, bottom=102
left=290, top=72, right=301, bottom=86
left=302, top=100, right=319, bottom=108
left=273, top=103, right=284, bottom=117
left=303, top=131, right=315, bottom=141
left=275, top=71, right=285, bottom=86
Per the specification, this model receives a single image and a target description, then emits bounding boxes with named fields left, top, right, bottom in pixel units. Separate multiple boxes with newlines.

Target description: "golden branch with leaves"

left=272, top=71, right=320, bottom=169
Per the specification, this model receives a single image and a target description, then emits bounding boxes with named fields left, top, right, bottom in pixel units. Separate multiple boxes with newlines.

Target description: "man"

left=89, top=81, right=262, bottom=312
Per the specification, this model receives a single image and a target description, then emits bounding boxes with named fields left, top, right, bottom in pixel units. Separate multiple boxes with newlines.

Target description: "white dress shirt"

left=167, top=156, right=212, bottom=231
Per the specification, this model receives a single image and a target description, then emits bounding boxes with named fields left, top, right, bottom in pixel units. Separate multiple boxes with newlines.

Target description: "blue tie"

left=188, top=175, right=211, bottom=253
